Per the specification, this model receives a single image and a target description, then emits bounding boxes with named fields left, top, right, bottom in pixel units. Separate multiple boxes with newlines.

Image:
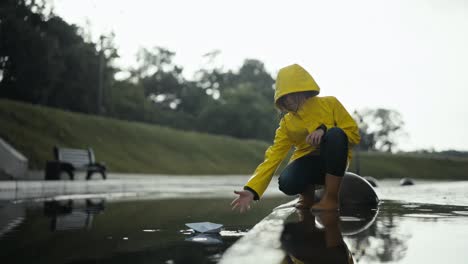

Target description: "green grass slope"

left=348, top=151, right=468, bottom=180
left=0, top=99, right=269, bottom=174
left=1, top=99, right=467, bottom=180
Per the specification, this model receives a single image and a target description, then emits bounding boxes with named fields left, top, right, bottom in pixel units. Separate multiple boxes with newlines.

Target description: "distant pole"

left=97, top=36, right=105, bottom=115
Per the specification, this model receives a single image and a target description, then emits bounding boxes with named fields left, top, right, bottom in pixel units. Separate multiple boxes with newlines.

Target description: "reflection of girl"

left=231, top=64, right=360, bottom=211
left=280, top=211, right=354, bottom=264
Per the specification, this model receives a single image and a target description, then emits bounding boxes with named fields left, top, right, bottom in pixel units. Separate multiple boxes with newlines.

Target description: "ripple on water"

left=340, top=216, right=364, bottom=222
left=185, top=234, right=223, bottom=244
left=142, top=229, right=161, bottom=232
left=403, top=213, right=449, bottom=218
left=220, top=230, right=249, bottom=237
left=418, top=209, right=434, bottom=212
left=452, top=211, right=468, bottom=216
left=179, top=229, right=194, bottom=235
left=401, top=204, right=421, bottom=208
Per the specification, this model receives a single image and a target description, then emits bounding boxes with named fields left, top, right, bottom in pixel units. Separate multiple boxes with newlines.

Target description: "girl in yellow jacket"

left=231, top=64, right=360, bottom=212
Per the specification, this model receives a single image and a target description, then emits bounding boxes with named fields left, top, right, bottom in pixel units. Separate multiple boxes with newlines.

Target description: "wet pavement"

left=0, top=176, right=468, bottom=263
left=0, top=196, right=292, bottom=264
left=0, top=174, right=259, bottom=201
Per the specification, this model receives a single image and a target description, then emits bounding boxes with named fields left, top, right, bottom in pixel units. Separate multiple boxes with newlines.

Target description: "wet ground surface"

left=0, top=196, right=291, bottom=264
left=1, top=178, right=468, bottom=264
left=282, top=201, right=468, bottom=264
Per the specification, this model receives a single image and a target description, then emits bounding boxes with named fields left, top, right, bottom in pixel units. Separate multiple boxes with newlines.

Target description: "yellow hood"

left=274, top=64, right=320, bottom=106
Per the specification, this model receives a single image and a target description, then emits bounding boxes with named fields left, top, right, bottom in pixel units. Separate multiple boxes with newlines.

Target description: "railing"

left=0, top=138, right=28, bottom=179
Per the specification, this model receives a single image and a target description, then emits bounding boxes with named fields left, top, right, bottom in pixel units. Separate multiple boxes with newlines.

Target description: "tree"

left=177, top=81, right=215, bottom=116
left=131, top=47, right=185, bottom=110
left=0, top=0, right=117, bottom=114
left=197, top=83, right=277, bottom=141
left=234, top=59, right=275, bottom=100
left=1, top=2, right=281, bottom=142
left=191, top=58, right=278, bottom=140
left=195, top=57, right=275, bottom=102
left=353, top=108, right=405, bottom=152
left=104, top=79, right=147, bottom=122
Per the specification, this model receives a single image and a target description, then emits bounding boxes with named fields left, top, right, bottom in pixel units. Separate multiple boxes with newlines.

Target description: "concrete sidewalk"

left=219, top=199, right=298, bottom=264
left=0, top=173, right=283, bottom=201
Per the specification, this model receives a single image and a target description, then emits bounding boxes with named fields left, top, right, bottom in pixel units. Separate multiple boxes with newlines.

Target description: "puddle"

left=0, top=196, right=291, bottom=264
left=1, top=192, right=468, bottom=263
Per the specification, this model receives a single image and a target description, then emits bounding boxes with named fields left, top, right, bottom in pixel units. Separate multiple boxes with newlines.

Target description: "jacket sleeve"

left=332, top=97, right=361, bottom=146
left=244, top=118, right=292, bottom=200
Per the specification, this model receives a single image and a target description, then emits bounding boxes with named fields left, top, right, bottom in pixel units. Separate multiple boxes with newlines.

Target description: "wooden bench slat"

left=60, top=148, right=88, bottom=152
left=61, top=153, right=88, bottom=157
left=61, top=156, right=89, bottom=160
left=66, top=161, right=89, bottom=166
left=60, top=155, right=89, bottom=160
left=60, top=157, right=89, bottom=162
left=60, top=151, right=89, bottom=155
left=60, top=152, right=88, bottom=155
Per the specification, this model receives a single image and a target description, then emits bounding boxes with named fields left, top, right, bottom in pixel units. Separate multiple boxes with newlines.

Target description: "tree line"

left=0, top=0, right=404, bottom=151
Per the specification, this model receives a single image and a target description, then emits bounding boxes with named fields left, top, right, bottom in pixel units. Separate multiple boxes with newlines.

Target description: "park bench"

left=45, top=146, right=106, bottom=180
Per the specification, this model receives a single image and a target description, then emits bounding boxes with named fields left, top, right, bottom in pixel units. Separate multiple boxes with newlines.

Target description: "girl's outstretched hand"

left=231, top=190, right=254, bottom=213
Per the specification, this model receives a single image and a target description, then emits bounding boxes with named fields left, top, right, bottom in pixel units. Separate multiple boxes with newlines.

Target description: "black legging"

left=278, top=127, right=349, bottom=195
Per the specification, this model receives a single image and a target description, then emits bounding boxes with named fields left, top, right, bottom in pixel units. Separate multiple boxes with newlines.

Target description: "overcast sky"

left=52, top=0, right=468, bottom=152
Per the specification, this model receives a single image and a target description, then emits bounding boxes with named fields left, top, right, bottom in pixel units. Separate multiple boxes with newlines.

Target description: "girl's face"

left=283, top=95, right=299, bottom=111
left=277, top=91, right=316, bottom=113
left=282, top=94, right=305, bottom=112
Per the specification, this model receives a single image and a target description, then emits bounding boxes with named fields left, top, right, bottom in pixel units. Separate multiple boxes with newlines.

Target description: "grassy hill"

left=0, top=99, right=270, bottom=174
left=1, top=99, right=467, bottom=180
left=348, top=151, right=468, bottom=180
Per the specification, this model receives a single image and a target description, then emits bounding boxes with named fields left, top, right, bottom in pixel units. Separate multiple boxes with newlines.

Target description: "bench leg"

left=60, top=169, right=74, bottom=180
left=86, top=171, right=106, bottom=180
left=63, top=170, right=74, bottom=180
left=86, top=171, right=93, bottom=180
left=45, top=162, right=60, bottom=180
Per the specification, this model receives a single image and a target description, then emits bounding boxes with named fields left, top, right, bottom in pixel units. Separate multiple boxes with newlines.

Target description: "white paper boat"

left=185, top=222, right=223, bottom=233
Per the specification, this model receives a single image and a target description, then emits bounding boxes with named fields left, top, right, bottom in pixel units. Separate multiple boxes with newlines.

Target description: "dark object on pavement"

left=363, top=176, right=379, bottom=187
left=400, top=177, right=415, bottom=186
left=340, top=172, right=380, bottom=207
left=45, top=146, right=106, bottom=180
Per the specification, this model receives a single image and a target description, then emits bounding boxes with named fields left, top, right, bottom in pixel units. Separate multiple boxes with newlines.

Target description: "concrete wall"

left=0, top=138, right=28, bottom=179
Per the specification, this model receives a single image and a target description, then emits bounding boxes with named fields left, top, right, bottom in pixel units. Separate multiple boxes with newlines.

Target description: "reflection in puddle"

left=340, top=216, right=364, bottom=222
left=179, top=229, right=194, bottom=235
left=281, top=210, right=353, bottom=263
left=43, top=198, right=105, bottom=231
left=401, top=204, right=421, bottom=209
left=0, top=196, right=291, bottom=264
left=278, top=201, right=468, bottom=264
left=185, top=234, right=223, bottom=244
left=220, top=230, right=249, bottom=237
left=404, top=213, right=447, bottom=218
left=142, top=229, right=160, bottom=232
left=0, top=197, right=468, bottom=263
left=0, top=201, right=25, bottom=238
left=343, top=202, right=468, bottom=263
left=453, top=211, right=468, bottom=216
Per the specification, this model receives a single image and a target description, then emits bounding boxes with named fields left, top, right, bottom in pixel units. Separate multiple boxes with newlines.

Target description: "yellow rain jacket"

left=244, top=64, right=360, bottom=199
